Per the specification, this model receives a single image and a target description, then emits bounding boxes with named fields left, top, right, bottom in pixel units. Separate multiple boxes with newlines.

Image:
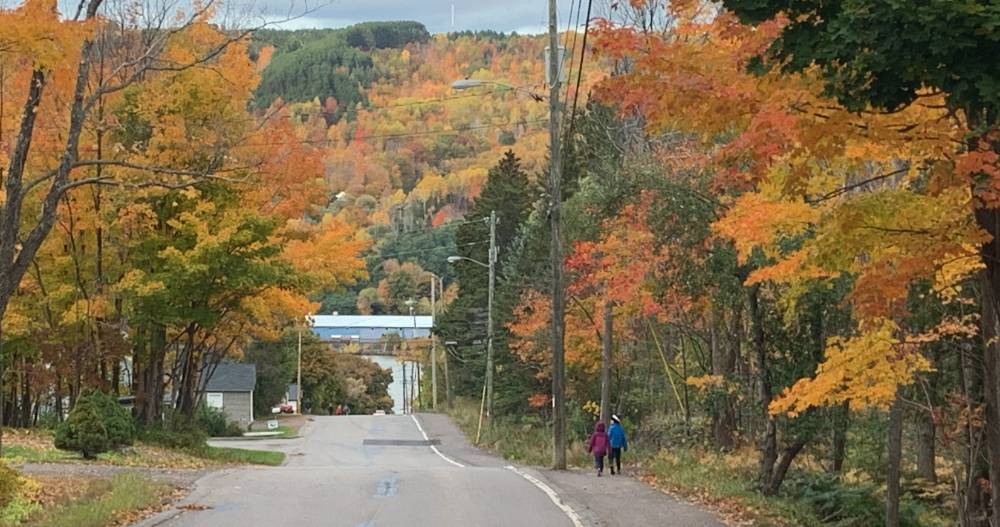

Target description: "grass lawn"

left=1, top=427, right=284, bottom=468
left=10, top=473, right=171, bottom=527
left=197, top=446, right=284, bottom=466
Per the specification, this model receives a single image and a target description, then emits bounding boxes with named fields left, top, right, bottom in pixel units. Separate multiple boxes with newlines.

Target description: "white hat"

left=611, top=414, right=620, bottom=423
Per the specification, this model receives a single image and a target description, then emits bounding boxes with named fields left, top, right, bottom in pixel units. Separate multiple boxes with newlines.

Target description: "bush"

left=223, top=421, right=245, bottom=437
left=0, top=463, right=24, bottom=508
left=140, top=415, right=208, bottom=451
left=55, top=398, right=110, bottom=459
left=785, top=473, right=925, bottom=527
left=86, top=391, right=135, bottom=448
left=54, top=391, right=135, bottom=458
left=195, top=404, right=244, bottom=437
left=195, top=405, right=228, bottom=437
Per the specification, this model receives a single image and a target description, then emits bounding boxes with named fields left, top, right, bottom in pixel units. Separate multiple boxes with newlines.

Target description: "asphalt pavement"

left=136, top=415, right=578, bottom=527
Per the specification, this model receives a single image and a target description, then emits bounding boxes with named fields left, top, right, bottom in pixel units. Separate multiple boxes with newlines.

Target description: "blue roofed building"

left=310, top=315, right=433, bottom=344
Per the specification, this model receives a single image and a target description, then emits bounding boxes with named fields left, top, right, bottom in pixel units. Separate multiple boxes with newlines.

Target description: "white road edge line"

left=505, top=465, right=585, bottom=527
left=410, top=414, right=466, bottom=468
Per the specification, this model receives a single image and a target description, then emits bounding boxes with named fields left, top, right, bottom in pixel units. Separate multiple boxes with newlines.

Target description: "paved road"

left=140, top=415, right=576, bottom=527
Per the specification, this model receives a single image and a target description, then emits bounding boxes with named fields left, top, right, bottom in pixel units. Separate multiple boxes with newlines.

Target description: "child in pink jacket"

left=587, top=421, right=610, bottom=477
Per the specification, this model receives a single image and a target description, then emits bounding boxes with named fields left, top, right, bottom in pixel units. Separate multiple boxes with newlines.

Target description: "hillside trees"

left=581, top=2, right=997, bottom=522
left=0, top=0, right=368, bottom=437
left=717, top=3, right=1000, bottom=521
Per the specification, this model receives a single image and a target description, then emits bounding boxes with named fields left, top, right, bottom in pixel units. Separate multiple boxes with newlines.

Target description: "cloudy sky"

left=265, top=0, right=579, bottom=35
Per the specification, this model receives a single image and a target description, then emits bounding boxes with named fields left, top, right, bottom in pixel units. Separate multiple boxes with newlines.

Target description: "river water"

left=361, top=355, right=407, bottom=415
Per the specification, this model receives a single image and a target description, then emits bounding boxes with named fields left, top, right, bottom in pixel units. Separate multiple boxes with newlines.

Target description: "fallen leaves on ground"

left=110, top=485, right=187, bottom=527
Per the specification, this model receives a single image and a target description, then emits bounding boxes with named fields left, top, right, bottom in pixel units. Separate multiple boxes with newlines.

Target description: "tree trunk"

left=830, top=402, right=849, bottom=473
left=600, top=299, right=612, bottom=426
left=747, top=285, right=777, bottom=488
left=886, top=392, right=904, bottom=527
left=134, top=324, right=166, bottom=427
left=710, top=311, right=737, bottom=449
left=975, top=258, right=1000, bottom=526
left=765, top=438, right=809, bottom=495
left=916, top=404, right=937, bottom=483
left=177, top=324, right=199, bottom=419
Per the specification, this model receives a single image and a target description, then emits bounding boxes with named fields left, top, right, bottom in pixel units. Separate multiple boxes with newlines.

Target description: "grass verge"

left=3, top=427, right=284, bottom=468
left=444, top=398, right=590, bottom=467
left=443, top=401, right=952, bottom=526
left=197, top=446, right=284, bottom=466
left=22, top=473, right=168, bottom=527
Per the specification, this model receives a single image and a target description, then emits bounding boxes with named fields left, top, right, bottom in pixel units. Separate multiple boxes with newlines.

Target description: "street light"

left=447, top=211, right=497, bottom=421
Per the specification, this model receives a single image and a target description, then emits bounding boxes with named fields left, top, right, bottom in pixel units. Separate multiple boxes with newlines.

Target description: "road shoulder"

left=414, top=412, right=727, bottom=527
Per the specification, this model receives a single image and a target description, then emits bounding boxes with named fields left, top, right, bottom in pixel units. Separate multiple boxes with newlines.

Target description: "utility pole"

left=297, top=323, right=303, bottom=415
left=548, top=0, right=567, bottom=470
left=402, top=361, right=408, bottom=414
left=486, top=210, right=497, bottom=420
left=600, top=299, right=612, bottom=426
left=431, top=274, right=438, bottom=410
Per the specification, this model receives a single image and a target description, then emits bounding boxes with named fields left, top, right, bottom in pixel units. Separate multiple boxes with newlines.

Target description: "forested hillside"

left=250, top=23, right=599, bottom=317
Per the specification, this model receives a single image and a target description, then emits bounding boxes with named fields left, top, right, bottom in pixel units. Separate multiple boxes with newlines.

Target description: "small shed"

left=202, top=363, right=256, bottom=427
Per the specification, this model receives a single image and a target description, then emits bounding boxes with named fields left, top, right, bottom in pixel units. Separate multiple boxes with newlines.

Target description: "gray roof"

left=204, top=363, right=256, bottom=392
left=311, top=315, right=432, bottom=329
left=287, top=383, right=299, bottom=401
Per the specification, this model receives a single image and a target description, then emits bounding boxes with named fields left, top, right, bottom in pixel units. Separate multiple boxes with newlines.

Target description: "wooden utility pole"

left=296, top=324, right=303, bottom=415
left=431, top=274, right=438, bottom=410
left=402, top=361, right=408, bottom=414
left=600, top=300, right=612, bottom=426
left=486, top=210, right=497, bottom=419
left=548, top=0, right=567, bottom=470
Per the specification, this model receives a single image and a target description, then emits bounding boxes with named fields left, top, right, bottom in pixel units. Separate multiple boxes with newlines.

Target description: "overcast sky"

left=265, top=0, right=579, bottom=35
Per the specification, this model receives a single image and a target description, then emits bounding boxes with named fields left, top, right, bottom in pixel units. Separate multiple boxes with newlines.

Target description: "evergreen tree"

left=439, top=151, right=536, bottom=399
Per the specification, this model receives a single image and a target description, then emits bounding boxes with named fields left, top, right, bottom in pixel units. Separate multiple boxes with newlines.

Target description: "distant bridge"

left=311, top=315, right=433, bottom=354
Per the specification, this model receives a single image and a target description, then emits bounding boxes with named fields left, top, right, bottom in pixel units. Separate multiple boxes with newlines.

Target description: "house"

left=285, top=383, right=299, bottom=413
left=201, top=363, right=256, bottom=428
left=310, top=315, right=433, bottom=344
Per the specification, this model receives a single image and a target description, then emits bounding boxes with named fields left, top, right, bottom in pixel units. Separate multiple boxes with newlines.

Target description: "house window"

left=206, top=392, right=224, bottom=409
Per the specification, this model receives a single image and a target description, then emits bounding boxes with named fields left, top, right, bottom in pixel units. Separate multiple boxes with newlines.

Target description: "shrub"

left=55, top=398, right=110, bottom=459
left=86, top=391, right=135, bottom=448
left=140, top=413, right=208, bottom=451
left=223, top=421, right=245, bottom=437
left=195, top=404, right=245, bottom=437
left=0, top=463, right=24, bottom=508
left=195, top=404, right=228, bottom=438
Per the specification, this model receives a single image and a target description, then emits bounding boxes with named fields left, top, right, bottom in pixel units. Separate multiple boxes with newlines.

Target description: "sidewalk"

left=414, top=413, right=726, bottom=527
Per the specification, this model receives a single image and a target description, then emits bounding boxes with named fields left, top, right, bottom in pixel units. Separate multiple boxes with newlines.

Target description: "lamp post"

left=429, top=273, right=443, bottom=410
left=447, top=210, right=497, bottom=419
left=405, top=299, right=418, bottom=411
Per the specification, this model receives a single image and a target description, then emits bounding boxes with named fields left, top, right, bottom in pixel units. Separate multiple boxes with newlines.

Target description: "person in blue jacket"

left=608, top=415, right=628, bottom=475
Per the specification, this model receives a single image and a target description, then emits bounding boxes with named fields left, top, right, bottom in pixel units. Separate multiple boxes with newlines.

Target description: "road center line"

left=505, top=465, right=585, bottom=527
left=409, top=414, right=466, bottom=468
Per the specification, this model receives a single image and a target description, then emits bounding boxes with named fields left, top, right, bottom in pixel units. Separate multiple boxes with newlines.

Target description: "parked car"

left=279, top=403, right=294, bottom=414
left=373, top=410, right=386, bottom=416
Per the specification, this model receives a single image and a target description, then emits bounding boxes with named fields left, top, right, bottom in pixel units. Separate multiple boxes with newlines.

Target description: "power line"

left=239, top=119, right=549, bottom=148
left=381, top=216, right=488, bottom=238
left=564, top=0, right=584, bottom=109
left=371, top=239, right=488, bottom=261
left=568, top=0, right=594, bottom=138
